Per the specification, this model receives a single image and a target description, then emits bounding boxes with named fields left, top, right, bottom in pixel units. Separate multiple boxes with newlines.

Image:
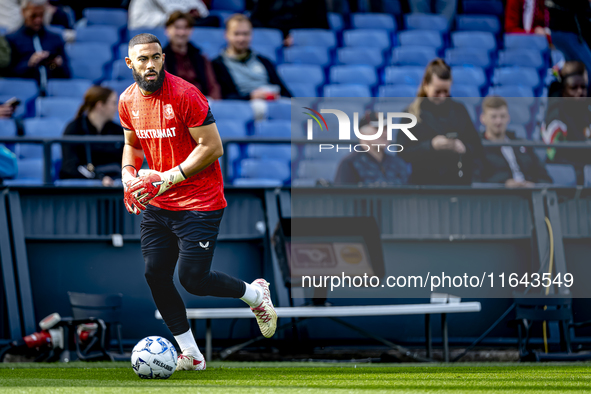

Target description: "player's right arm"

left=121, top=128, right=146, bottom=215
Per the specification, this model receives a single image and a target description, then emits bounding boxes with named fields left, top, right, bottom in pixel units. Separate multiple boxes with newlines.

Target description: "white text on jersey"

left=136, top=128, right=177, bottom=139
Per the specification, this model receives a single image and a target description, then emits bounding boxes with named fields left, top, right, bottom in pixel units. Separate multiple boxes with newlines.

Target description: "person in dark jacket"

left=542, top=61, right=591, bottom=184
left=163, top=11, right=221, bottom=99
left=5, top=0, right=70, bottom=86
left=335, top=111, right=409, bottom=186
left=477, top=96, right=552, bottom=186
left=212, top=14, right=291, bottom=102
left=59, top=86, right=123, bottom=186
left=396, top=58, right=484, bottom=185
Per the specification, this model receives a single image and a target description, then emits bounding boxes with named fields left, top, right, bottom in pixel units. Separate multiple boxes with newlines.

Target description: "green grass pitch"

left=1, top=361, right=590, bottom=393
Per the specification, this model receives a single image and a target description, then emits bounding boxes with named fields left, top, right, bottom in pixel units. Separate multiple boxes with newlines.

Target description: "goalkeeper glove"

left=122, top=165, right=146, bottom=215
left=129, top=166, right=187, bottom=205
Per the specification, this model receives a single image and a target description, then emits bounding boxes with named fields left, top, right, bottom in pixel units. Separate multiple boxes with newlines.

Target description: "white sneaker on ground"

left=176, top=354, right=206, bottom=371
left=250, top=279, right=278, bottom=338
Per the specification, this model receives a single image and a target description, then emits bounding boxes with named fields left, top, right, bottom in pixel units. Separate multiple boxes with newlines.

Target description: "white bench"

left=156, top=300, right=481, bottom=362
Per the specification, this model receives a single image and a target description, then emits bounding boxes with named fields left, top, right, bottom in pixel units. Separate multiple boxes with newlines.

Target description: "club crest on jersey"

left=132, top=110, right=140, bottom=118
left=163, top=104, right=175, bottom=120
left=199, top=241, right=210, bottom=250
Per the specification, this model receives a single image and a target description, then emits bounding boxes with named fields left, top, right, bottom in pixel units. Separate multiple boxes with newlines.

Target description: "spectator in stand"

left=505, top=0, right=550, bottom=41
left=60, top=86, right=123, bottom=187
left=250, top=0, right=329, bottom=46
left=477, top=96, right=552, bottom=186
left=5, top=0, right=70, bottom=88
left=163, top=11, right=221, bottom=100
left=542, top=61, right=591, bottom=185
left=128, top=0, right=219, bottom=30
left=334, top=111, right=409, bottom=186
left=547, top=0, right=591, bottom=86
left=397, top=58, right=484, bottom=185
left=408, top=0, right=457, bottom=27
left=0, top=34, right=10, bottom=74
left=212, top=14, right=291, bottom=117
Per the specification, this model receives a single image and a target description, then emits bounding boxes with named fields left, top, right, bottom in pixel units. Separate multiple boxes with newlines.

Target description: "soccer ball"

left=131, top=336, right=177, bottom=379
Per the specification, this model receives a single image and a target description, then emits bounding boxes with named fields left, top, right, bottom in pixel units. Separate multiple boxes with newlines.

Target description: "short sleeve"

left=181, top=86, right=210, bottom=128
left=118, top=95, right=134, bottom=131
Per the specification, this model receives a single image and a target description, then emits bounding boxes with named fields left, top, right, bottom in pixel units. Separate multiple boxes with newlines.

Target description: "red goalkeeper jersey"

left=119, top=71, right=226, bottom=211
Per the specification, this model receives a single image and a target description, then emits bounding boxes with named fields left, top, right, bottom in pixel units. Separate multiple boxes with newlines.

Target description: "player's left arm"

left=129, top=123, right=223, bottom=203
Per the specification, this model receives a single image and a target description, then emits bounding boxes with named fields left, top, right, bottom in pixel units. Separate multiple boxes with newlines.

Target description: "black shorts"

left=140, top=205, right=224, bottom=258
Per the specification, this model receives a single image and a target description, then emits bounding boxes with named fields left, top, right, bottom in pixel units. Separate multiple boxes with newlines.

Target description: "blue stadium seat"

left=208, top=10, right=233, bottom=24
left=546, top=164, right=577, bottom=186
left=252, top=28, right=283, bottom=49
left=198, top=43, right=224, bottom=60
left=253, top=120, right=292, bottom=138
left=18, top=118, right=65, bottom=160
left=462, top=0, right=504, bottom=15
left=351, top=13, right=397, bottom=31
left=75, top=26, right=120, bottom=46
left=456, top=15, right=501, bottom=34
left=83, top=8, right=127, bottom=29
left=330, top=65, right=378, bottom=86
left=118, top=43, right=128, bottom=59
left=233, top=178, right=283, bottom=186
left=328, top=13, right=344, bottom=32
left=210, top=0, right=245, bottom=11
left=378, top=85, right=418, bottom=97
left=127, top=27, right=167, bottom=45
left=238, top=158, right=290, bottom=182
left=284, top=82, right=318, bottom=97
left=343, top=29, right=391, bottom=50
left=190, top=28, right=226, bottom=49
left=584, top=165, right=591, bottom=187
left=54, top=179, right=104, bottom=186
left=493, top=67, right=541, bottom=89
left=277, top=64, right=324, bottom=86
left=66, top=43, right=112, bottom=82
left=266, top=101, right=292, bottom=120
left=504, top=99, right=533, bottom=125
left=5, top=158, right=43, bottom=184
left=398, top=30, right=443, bottom=51
left=487, top=85, right=535, bottom=98
left=391, top=47, right=437, bottom=67
left=24, top=117, right=67, bottom=137
left=337, top=47, right=385, bottom=67
left=498, top=49, right=546, bottom=70
left=504, top=34, right=549, bottom=52
left=283, top=47, right=331, bottom=67
left=291, top=29, right=337, bottom=48
left=384, top=66, right=424, bottom=85
left=47, top=79, right=93, bottom=99
left=215, top=119, right=248, bottom=139
left=451, top=66, right=487, bottom=89
left=303, top=144, right=350, bottom=161
left=102, top=80, right=134, bottom=96
left=209, top=100, right=254, bottom=123
left=445, top=48, right=492, bottom=69
left=451, top=31, right=496, bottom=52
left=404, top=13, right=449, bottom=32
left=0, top=119, right=17, bottom=137
left=296, top=159, right=339, bottom=182
left=246, top=143, right=292, bottom=160
left=251, top=44, right=278, bottom=63
left=0, top=78, right=39, bottom=104
left=35, top=97, right=80, bottom=120
left=111, top=59, right=130, bottom=80
left=323, top=84, right=371, bottom=98
left=450, top=84, right=481, bottom=97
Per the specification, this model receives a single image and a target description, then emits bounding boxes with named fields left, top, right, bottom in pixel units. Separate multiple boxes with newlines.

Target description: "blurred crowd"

left=0, top=0, right=590, bottom=187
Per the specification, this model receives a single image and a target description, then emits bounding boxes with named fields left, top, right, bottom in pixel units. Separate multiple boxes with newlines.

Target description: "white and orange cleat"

left=250, top=279, right=277, bottom=338
left=176, top=354, right=206, bottom=371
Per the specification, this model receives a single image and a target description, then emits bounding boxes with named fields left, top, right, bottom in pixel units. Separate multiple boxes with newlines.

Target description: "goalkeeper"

left=119, top=33, right=277, bottom=371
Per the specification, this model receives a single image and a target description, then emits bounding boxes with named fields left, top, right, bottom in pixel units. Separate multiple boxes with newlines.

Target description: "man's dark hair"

left=128, top=33, right=162, bottom=50
left=165, top=11, right=195, bottom=28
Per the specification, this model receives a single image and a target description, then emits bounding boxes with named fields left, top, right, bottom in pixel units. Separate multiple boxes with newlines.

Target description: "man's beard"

left=132, top=66, right=165, bottom=93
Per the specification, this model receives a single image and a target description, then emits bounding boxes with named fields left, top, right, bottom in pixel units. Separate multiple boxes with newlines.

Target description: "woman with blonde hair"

left=397, top=58, right=484, bottom=185
left=59, top=86, right=123, bottom=186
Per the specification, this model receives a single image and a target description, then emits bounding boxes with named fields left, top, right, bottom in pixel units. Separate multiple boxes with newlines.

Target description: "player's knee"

left=180, top=270, right=212, bottom=296
left=143, top=255, right=169, bottom=288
